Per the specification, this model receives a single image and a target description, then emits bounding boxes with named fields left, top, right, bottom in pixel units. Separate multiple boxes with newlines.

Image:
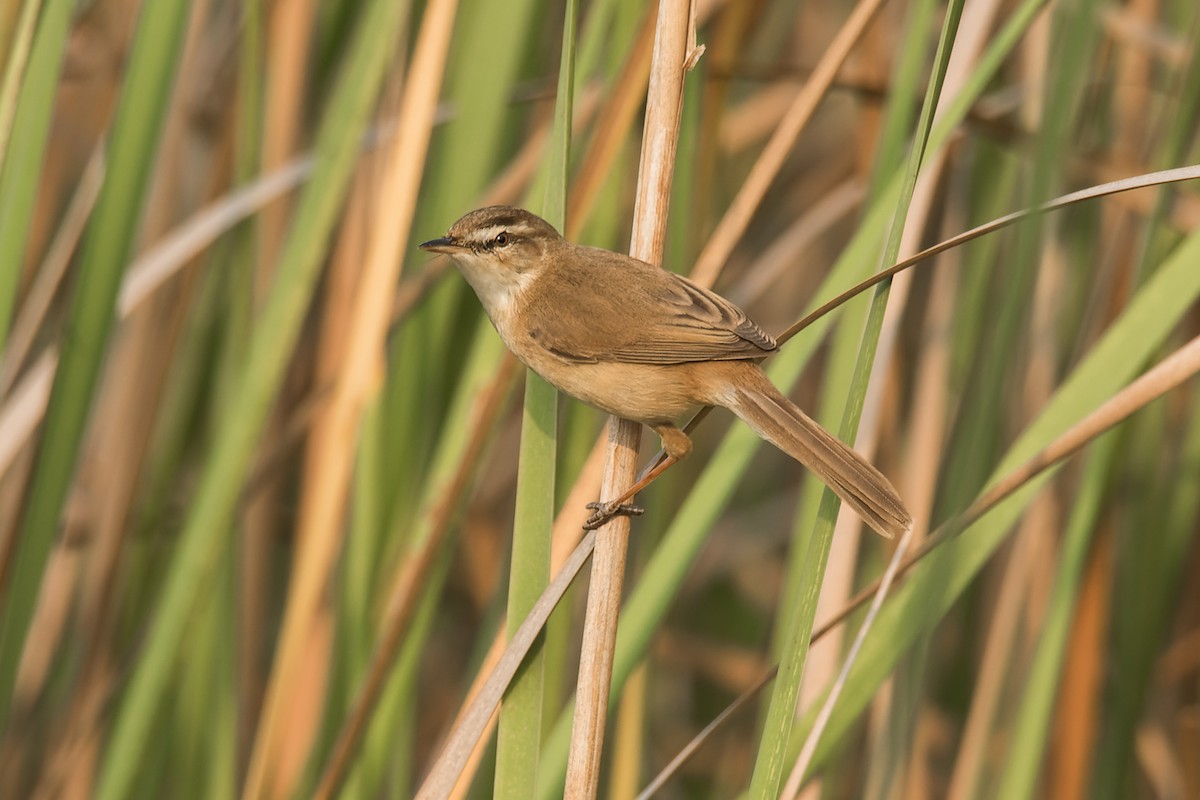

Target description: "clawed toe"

left=583, top=501, right=645, bottom=530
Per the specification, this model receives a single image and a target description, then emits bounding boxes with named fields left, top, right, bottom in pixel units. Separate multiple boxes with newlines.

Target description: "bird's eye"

left=494, top=232, right=509, bottom=247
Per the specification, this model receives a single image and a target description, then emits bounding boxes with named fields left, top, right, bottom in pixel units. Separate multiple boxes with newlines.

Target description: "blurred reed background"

left=0, top=0, right=1198, bottom=797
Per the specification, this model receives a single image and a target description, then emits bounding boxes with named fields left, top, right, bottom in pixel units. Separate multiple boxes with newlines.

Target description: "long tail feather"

left=724, top=375, right=912, bottom=539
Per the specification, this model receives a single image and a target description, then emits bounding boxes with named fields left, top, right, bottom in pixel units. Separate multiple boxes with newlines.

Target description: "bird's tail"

left=722, top=367, right=912, bottom=539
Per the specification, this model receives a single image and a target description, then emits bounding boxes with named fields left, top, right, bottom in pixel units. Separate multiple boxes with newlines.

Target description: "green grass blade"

left=0, top=0, right=189, bottom=723
left=94, top=1, right=411, bottom=796
left=495, top=2, right=575, bottom=796
left=997, top=435, right=1115, bottom=798
left=1091, top=403, right=1200, bottom=796
left=7, top=1, right=1196, bottom=796
left=0, top=0, right=66, bottom=348
left=804, top=226, right=1200, bottom=768
left=0, top=0, right=42, bottom=172
left=749, top=1, right=965, bottom=793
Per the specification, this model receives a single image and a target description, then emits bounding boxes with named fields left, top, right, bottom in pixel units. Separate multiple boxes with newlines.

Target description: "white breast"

left=453, top=256, right=533, bottom=342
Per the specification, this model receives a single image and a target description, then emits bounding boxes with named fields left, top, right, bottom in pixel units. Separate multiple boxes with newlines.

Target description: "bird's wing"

left=603, top=273, right=778, bottom=364
left=528, top=252, right=778, bottom=365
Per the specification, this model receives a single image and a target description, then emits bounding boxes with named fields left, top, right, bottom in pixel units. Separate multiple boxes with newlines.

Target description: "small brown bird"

left=420, top=206, right=912, bottom=538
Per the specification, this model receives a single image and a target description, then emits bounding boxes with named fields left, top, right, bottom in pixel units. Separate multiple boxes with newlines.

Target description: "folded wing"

left=527, top=248, right=778, bottom=365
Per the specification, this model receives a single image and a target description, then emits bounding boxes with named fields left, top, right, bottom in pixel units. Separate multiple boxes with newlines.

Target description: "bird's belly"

left=517, top=348, right=702, bottom=425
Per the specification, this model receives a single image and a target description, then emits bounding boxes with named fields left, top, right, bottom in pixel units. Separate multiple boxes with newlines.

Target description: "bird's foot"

left=583, top=500, right=645, bottom=530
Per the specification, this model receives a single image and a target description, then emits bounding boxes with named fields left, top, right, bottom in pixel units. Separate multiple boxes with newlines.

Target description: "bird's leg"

left=583, top=424, right=692, bottom=530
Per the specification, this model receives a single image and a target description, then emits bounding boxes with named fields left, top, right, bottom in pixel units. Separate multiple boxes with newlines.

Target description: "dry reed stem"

left=563, top=444, right=641, bottom=800
left=564, top=0, right=696, bottom=796
left=415, top=438, right=609, bottom=797
left=0, top=351, right=54, bottom=483
left=445, top=638, right=506, bottom=800
left=415, top=528, right=601, bottom=800
left=245, top=1, right=319, bottom=775
left=257, top=0, right=316, bottom=296
left=563, top=0, right=693, bottom=795
left=264, top=158, right=375, bottom=796
left=276, top=68, right=415, bottom=790
left=242, top=2, right=459, bottom=796
left=688, top=0, right=890, bottom=289
left=566, top=0, right=722, bottom=237
left=1049, top=533, right=1111, bottom=799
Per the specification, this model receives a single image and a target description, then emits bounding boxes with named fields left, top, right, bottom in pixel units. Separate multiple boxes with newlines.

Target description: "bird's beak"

left=418, top=236, right=467, bottom=254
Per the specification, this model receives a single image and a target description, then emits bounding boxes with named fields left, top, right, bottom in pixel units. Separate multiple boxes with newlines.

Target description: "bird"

left=419, top=206, right=912, bottom=538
